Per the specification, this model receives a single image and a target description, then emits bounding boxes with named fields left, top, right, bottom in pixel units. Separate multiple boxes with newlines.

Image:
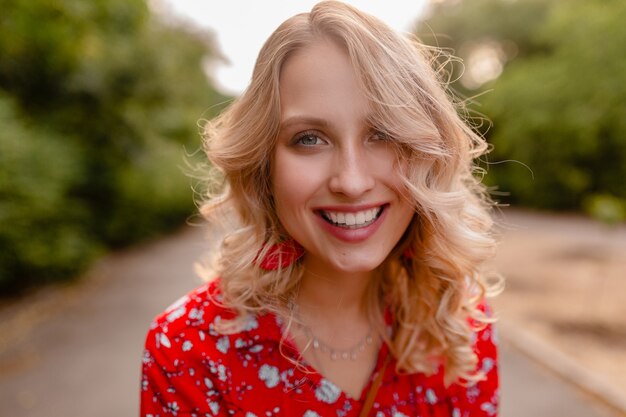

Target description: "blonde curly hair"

left=199, top=0, right=501, bottom=385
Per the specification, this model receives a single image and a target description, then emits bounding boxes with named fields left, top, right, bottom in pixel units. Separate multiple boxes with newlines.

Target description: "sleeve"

left=140, top=323, right=230, bottom=417
left=447, top=308, right=500, bottom=417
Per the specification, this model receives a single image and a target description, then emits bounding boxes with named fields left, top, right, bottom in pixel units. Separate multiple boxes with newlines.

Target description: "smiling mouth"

left=319, top=206, right=385, bottom=229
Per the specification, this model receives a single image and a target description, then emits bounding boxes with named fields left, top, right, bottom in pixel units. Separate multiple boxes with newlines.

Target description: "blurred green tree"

left=0, top=93, right=99, bottom=291
left=0, top=0, right=229, bottom=294
left=418, top=0, right=626, bottom=218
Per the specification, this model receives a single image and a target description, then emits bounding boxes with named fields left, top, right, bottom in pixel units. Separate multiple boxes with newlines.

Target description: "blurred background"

left=0, top=0, right=624, bottom=416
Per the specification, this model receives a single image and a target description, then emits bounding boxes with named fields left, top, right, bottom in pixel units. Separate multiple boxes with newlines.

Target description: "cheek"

left=370, top=146, right=408, bottom=193
left=271, top=149, right=323, bottom=229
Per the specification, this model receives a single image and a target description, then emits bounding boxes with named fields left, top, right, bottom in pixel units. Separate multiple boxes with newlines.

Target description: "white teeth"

left=321, top=207, right=383, bottom=228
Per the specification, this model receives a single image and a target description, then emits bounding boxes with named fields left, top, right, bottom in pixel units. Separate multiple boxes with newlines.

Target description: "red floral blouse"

left=140, top=280, right=499, bottom=417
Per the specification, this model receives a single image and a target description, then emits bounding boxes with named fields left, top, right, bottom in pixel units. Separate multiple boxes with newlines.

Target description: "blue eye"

left=293, top=132, right=324, bottom=146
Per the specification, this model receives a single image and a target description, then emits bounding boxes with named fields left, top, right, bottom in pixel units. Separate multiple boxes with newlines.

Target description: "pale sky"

left=155, top=0, right=428, bottom=95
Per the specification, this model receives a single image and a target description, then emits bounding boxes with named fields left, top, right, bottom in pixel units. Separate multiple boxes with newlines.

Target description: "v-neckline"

left=279, top=326, right=391, bottom=403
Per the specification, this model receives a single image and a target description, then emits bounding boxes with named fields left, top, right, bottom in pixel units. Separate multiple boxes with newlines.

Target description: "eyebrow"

left=279, top=116, right=331, bottom=130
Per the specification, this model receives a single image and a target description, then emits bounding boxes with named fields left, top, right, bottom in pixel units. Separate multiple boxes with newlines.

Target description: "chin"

left=330, top=255, right=386, bottom=274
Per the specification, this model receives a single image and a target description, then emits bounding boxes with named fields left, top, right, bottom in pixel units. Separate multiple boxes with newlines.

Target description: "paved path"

left=0, top=223, right=617, bottom=417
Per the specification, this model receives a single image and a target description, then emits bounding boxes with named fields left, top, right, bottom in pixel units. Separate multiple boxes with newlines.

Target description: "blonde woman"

left=140, top=1, right=500, bottom=416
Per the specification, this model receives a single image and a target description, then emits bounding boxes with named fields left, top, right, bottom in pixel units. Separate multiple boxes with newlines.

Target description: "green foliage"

left=583, top=194, right=626, bottom=226
left=105, top=137, right=196, bottom=244
left=419, top=0, right=626, bottom=216
left=0, top=94, right=101, bottom=292
left=418, top=0, right=551, bottom=95
left=0, top=0, right=229, bottom=294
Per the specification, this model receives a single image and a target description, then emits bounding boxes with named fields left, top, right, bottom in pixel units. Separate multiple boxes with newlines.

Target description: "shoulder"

left=147, top=278, right=232, bottom=340
left=141, top=279, right=293, bottom=414
left=142, top=279, right=236, bottom=376
left=143, top=278, right=283, bottom=362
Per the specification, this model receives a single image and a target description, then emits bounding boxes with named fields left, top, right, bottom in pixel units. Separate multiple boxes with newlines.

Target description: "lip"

left=314, top=203, right=388, bottom=243
left=312, top=202, right=386, bottom=213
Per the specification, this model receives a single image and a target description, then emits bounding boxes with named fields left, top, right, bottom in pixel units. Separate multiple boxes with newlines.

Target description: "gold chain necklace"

left=289, top=298, right=375, bottom=361
left=303, top=324, right=374, bottom=361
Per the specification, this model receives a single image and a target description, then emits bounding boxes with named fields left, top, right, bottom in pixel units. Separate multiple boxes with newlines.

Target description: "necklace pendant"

left=294, top=304, right=375, bottom=362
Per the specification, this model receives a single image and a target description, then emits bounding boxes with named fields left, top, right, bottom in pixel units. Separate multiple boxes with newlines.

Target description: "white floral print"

left=140, top=281, right=500, bottom=417
left=258, top=364, right=280, bottom=388
left=208, top=400, right=220, bottom=415
left=216, top=336, right=230, bottom=354
left=158, top=333, right=171, bottom=348
left=425, top=388, right=437, bottom=404
left=243, top=315, right=259, bottom=331
left=166, top=306, right=186, bottom=323
left=315, top=378, right=341, bottom=404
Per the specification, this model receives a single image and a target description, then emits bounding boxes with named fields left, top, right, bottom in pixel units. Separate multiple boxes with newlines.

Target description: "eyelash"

left=292, top=131, right=325, bottom=146
left=371, top=130, right=391, bottom=141
left=290, top=129, right=391, bottom=147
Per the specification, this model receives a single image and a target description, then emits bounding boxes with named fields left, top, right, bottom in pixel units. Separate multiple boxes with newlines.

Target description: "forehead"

left=278, top=38, right=370, bottom=123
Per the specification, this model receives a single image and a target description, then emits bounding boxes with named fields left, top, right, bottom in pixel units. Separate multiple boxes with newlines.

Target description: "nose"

left=328, top=142, right=376, bottom=198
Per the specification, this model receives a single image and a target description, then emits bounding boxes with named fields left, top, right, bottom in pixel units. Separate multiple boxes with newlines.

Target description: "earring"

left=257, top=239, right=304, bottom=271
left=402, top=247, right=415, bottom=260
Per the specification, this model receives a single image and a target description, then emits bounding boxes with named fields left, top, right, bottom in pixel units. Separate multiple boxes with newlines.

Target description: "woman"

left=140, top=1, right=501, bottom=416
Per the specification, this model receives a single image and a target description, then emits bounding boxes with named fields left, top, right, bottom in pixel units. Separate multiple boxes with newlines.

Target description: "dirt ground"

left=491, top=209, right=626, bottom=405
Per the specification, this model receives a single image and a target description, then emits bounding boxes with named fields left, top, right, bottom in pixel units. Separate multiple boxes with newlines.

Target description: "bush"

left=0, top=94, right=101, bottom=293
left=0, top=0, right=229, bottom=295
left=105, top=137, right=198, bottom=244
left=419, top=0, right=626, bottom=215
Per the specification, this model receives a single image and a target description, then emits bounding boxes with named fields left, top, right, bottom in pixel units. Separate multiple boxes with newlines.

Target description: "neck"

left=296, top=259, right=376, bottom=323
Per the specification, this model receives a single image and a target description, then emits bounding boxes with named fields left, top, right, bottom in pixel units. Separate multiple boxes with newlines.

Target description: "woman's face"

left=272, top=38, right=415, bottom=275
